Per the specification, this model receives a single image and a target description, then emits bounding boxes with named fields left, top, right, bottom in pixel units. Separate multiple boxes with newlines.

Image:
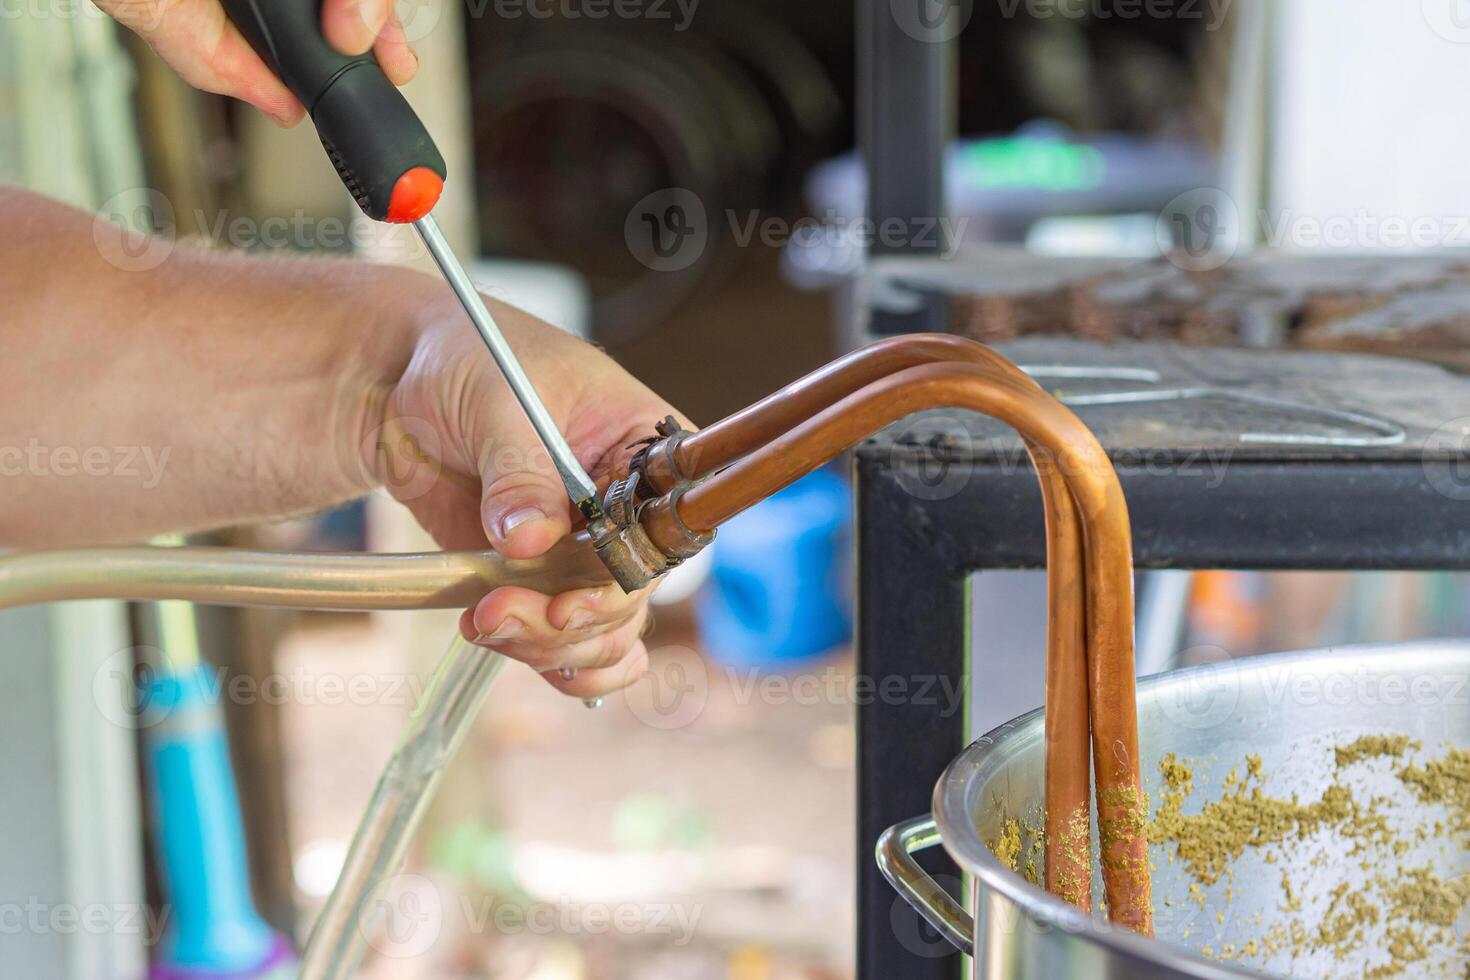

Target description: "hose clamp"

left=655, top=425, right=695, bottom=484
left=589, top=515, right=670, bottom=593
left=592, top=417, right=711, bottom=590
left=603, top=473, right=643, bottom=528
left=660, top=484, right=715, bottom=559
left=626, top=416, right=693, bottom=501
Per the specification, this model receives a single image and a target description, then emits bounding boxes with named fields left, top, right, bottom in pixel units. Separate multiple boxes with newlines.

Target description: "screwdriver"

left=218, top=0, right=603, bottom=520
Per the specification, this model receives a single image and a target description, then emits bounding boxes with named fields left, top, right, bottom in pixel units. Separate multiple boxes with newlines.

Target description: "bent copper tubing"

left=646, top=334, right=1096, bottom=911
left=638, top=329, right=1097, bottom=902
left=0, top=532, right=612, bottom=612
left=644, top=333, right=1002, bottom=491
left=647, top=359, right=1152, bottom=933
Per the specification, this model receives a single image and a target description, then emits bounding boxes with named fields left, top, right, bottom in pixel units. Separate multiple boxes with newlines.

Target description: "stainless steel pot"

left=879, top=642, right=1470, bottom=979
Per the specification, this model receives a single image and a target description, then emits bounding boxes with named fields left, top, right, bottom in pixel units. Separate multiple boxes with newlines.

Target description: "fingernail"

left=565, top=609, right=595, bottom=632
left=498, top=507, right=546, bottom=539
left=479, top=617, right=524, bottom=641
left=559, top=667, right=577, bottom=681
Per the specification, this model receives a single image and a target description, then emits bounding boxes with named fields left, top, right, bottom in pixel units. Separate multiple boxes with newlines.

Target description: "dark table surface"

left=858, top=336, right=1470, bottom=463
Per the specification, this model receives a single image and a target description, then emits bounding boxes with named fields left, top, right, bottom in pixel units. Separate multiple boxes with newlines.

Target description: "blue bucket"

left=696, top=467, right=852, bottom=667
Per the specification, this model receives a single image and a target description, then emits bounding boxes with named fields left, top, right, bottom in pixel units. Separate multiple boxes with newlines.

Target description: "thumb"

left=480, top=470, right=574, bottom=560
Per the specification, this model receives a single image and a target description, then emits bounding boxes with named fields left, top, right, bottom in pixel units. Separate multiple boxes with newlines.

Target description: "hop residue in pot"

left=986, top=734, right=1470, bottom=978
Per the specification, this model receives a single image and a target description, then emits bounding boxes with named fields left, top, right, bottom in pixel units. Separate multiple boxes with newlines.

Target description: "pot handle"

left=875, top=815, right=976, bottom=956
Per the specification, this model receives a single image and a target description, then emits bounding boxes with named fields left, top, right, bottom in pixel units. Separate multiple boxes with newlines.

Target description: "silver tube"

left=413, top=214, right=600, bottom=508
left=299, top=635, right=505, bottom=980
left=0, top=541, right=606, bottom=977
left=0, top=533, right=612, bottom=611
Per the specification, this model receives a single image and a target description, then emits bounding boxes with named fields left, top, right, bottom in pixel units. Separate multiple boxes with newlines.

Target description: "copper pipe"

left=644, top=333, right=997, bottom=491
left=0, top=532, right=612, bottom=612
left=1032, top=449, right=1093, bottom=909
left=644, top=334, right=1095, bottom=908
left=647, top=360, right=1152, bottom=933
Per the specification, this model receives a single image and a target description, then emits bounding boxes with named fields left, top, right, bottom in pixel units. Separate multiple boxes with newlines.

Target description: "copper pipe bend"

left=642, top=333, right=1011, bottom=491
left=642, top=355, right=1151, bottom=932
left=631, top=335, right=1092, bottom=906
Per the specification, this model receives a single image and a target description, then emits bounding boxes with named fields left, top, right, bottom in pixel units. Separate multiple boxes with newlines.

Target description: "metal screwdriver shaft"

left=414, top=215, right=602, bottom=516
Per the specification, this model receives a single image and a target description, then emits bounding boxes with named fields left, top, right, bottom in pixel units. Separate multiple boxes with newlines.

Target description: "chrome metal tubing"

left=0, top=533, right=612, bottom=612
left=299, top=636, right=505, bottom=980
left=875, top=815, right=975, bottom=957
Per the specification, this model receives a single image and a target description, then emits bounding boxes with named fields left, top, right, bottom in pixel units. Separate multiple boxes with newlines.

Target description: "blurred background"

left=3, top=1, right=1470, bottom=978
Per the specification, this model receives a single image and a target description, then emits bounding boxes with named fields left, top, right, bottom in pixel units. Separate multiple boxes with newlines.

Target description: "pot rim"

left=928, top=641, right=1470, bottom=980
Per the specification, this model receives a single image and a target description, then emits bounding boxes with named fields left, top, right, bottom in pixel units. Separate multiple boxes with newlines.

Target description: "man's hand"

left=92, top=0, right=659, bottom=699
left=97, top=0, right=417, bottom=126
left=365, top=286, right=680, bottom=700
left=0, top=188, right=678, bottom=703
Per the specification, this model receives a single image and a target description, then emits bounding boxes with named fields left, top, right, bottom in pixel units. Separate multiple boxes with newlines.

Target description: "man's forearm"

left=0, top=187, right=426, bottom=546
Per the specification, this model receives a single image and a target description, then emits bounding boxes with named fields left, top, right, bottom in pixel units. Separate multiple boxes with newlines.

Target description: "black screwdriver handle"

left=221, top=0, right=446, bottom=222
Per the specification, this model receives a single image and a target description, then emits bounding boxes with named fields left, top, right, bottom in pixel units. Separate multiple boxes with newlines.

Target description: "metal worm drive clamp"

left=589, top=417, right=713, bottom=592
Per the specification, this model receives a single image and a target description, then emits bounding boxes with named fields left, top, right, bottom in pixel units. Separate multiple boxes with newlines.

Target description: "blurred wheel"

left=472, top=28, right=779, bottom=343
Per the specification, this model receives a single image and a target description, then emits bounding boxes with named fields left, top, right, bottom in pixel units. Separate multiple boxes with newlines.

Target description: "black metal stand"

left=859, top=0, right=954, bottom=335
left=854, top=337, right=1470, bottom=979
left=853, top=9, right=960, bottom=956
